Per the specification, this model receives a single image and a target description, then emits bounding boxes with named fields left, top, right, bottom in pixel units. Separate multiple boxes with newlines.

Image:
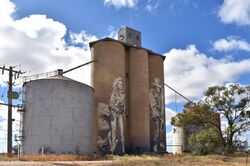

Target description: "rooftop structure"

left=118, top=26, right=141, bottom=47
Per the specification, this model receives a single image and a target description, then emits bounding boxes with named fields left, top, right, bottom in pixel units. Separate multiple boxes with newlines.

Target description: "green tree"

left=189, top=128, right=221, bottom=155
left=172, top=84, right=250, bottom=154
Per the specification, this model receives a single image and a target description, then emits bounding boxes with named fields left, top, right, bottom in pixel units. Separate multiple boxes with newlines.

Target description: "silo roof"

left=48, top=75, right=75, bottom=81
left=89, top=37, right=166, bottom=60
left=23, top=75, right=94, bottom=91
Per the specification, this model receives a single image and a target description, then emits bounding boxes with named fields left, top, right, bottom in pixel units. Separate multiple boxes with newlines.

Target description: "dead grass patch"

left=0, top=153, right=248, bottom=166
left=0, top=153, right=17, bottom=161
left=18, top=154, right=93, bottom=161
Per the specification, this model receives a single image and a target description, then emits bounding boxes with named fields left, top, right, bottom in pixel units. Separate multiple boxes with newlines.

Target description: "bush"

left=189, top=128, right=220, bottom=155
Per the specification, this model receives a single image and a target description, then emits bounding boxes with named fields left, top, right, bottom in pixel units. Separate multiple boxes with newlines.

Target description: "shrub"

left=189, top=128, right=220, bottom=155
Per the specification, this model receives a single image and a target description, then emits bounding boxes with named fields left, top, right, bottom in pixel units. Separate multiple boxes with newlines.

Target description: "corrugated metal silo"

left=22, top=75, right=94, bottom=154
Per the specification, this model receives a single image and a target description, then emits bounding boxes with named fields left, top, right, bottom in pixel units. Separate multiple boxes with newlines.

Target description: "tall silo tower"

left=90, top=26, right=166, bottom=155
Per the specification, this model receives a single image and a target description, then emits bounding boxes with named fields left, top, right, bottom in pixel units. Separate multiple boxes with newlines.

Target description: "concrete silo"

left=172, top=126, right=185, bottom=154
left=90, top=40, right=126, bottom=155
left=22, top=75, right=94, bottom=154
left=129, top=48, right=150, bottom=153
left=90, top=26, right=166, bottom=155
left=148, top=54, right=166, bottom=152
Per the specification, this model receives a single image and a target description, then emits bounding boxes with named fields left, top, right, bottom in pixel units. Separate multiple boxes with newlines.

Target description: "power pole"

left=0, top=65, right=24, bottom=154
left=7, top=66, right=13, bottom=154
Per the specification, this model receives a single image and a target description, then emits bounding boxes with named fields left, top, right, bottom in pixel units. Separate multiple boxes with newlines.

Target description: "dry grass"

left=19, top=154, right=93, bottom=161
left=0, top=153, right=17, bottom=161
left=0, top=153, right=248, bottom=166
left=111, top=153, right=248, bottom=166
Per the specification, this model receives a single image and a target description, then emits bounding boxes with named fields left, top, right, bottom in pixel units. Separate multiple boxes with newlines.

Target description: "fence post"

left=41, top=146, right=44, bottom=155
left=17, top=144, right=20, bottom=159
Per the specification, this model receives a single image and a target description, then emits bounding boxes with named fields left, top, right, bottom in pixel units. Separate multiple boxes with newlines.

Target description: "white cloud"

left=164, top=45, right=250, bottom=104
left=103, top=0, right=138, bottom=8
left=0, top=0, right=98, bottom=87
left=0, top=0, right=100, bottom=152
left=165, top=108, right=176, bottom=125
left=106, top=25, right=118, bottom=39
left=218, top=0, right=250, bottom=26
left=0, top=0, right=15, bottom=26
left=70, top=31, right=98, bottom=47
left=145, top=0, right=159, bottom=12
left=212, top=37, right=250, bottom=52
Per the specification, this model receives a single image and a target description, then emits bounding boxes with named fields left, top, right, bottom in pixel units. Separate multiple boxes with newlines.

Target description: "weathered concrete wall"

left=148, top=55, right=166, bottom=152
left=23, top=76, right=94, bottom=154
left=91, top=41, right=126, bottom=155
left=128, top=48, right=150, bottom=153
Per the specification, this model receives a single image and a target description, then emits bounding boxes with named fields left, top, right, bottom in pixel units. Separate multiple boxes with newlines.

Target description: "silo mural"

left=149, top=78, right=165, bottom=152
left=90, top=37, right=166, bottom=155
left=148, top=54, right=166, bottom=152
left=97, top=77, right=126, bottom=154
left=91, top=40, right=126, bottom=155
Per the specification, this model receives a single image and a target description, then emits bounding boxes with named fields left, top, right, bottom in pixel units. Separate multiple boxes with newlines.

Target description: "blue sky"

left=0, top=0, right=250, bottom=152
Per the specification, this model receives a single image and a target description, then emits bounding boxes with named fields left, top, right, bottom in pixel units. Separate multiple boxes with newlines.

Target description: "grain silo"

left=22, top=74, right=94, bottom=154
left=91, top=40, right=126, bottom=155
left=129, top=48, right=150, bottom=153
left=148, top=54, right=166, bottom=152
left=172, top=112, right=221, bottom=154
left=172, top=126, right=185, bottom=154
left=90, top=26, right=166, bottom=155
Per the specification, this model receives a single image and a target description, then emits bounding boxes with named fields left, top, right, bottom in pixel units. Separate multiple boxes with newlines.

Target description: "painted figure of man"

left=109, top=77, right=125, bottom=154
left=149, top=78, right=165, bottom=152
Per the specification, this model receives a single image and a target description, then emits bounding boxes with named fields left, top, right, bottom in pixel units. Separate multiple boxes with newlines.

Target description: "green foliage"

left=189, top=128, right=221, bottom=155
left=171, top=102, right=220, bottom=131
left=171, top=84, right=250, bottom=154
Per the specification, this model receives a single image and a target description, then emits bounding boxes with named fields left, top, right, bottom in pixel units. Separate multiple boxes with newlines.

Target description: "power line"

left=0, top=102, right=22, bottom=108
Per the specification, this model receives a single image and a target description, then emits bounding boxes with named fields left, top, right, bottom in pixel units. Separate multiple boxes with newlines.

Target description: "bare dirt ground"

left=0, top=153, right=249, bottom=166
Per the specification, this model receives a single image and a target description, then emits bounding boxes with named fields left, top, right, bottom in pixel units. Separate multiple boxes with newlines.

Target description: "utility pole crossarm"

left=0, top=66, right=25, bottom=74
